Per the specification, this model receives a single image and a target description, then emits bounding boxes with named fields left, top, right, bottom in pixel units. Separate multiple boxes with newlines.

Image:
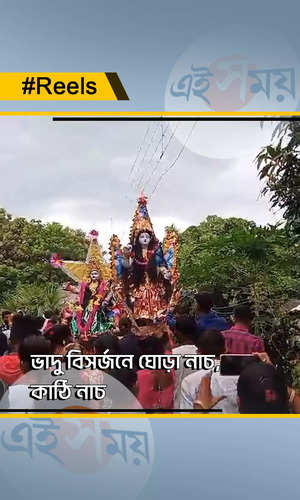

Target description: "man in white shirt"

left=172, top=315, right=198, bottom=408
left=180, top=329, right=239, bottom=413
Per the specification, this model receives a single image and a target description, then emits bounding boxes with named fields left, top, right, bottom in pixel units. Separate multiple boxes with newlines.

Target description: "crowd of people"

left=0, top=292, right=299, bottom=413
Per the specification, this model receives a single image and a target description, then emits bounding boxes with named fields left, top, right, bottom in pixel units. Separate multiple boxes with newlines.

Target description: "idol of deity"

left=51, top=230, right=119, bottom=340
left=110, top=194, right=179, bottom=324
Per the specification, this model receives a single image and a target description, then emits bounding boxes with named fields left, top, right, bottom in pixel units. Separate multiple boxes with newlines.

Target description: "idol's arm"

left=102, top=289, right=114, bottom=307
left=158, top=266, right=171, bottom=281
left=64, top=282, right=80, bottom=294
left=122, top=256, right=133, bottom=269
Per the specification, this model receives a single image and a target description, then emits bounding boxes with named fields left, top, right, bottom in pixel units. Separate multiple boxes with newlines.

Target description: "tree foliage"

left=178, top=215, right=299, bottom=300
left=0, top=208, right=88, bottom=302
left=256, top=120, right=300, bottom=242
left=178, top=216, right=300, bottom=386
left=2, top=282, right=65, bottom=316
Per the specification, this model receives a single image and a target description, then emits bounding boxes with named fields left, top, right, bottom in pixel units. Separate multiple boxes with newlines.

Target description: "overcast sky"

left=0, top=118, right=279, bottom=249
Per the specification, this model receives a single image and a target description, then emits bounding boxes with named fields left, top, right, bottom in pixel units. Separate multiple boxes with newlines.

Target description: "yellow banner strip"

left=0, top=111, right=297, bottom=116
left=0, top=72, right=129, bottom=100
left=0, top=413, right=298, bottom=418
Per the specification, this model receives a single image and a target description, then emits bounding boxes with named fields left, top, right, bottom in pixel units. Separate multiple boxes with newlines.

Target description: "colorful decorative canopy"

left=109, top=234, right=122, bottom=281
left=129, top=192, right=154, bottom=244
left=163, top=228, right=179, bottom=284
left=50, top=230, right=111, bottom=283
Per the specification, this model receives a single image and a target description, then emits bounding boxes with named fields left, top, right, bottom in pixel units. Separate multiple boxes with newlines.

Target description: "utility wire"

left=132, top=121, right=162, bottom=190
left=144, top=122, right=180, bottom=191
left=136, top=122, right=171, bottom=192
left=129, top=123, right=151, bottom=179
left=150, top=122, right=197, bottom=197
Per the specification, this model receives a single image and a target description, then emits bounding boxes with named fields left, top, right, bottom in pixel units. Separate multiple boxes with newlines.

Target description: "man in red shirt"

left=222, top=305, right=265, bottom=354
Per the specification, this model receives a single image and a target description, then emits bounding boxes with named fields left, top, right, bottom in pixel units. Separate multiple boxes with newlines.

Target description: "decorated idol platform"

left=50, top=193, right=179, bottom=341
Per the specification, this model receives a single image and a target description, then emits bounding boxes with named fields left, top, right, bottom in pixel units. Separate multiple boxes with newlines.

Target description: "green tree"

left=2, top=282, right=65, bottom=316
left=0, top=208, right=88, bottom=301
left=178, top=215, right=299, bottom=300
left=177, top=216, right=300, bottom=386
left=256, top=120, right=300, bottom=242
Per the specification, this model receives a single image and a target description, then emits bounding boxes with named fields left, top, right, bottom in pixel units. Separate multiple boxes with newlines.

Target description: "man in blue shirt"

left=167, top=292, right=228, bottom=337
left=194, top=292, right=228, bottom=334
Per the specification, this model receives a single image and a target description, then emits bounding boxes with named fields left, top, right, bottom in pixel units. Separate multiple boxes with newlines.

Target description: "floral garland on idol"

left=134, top=240, right=160, bottom=266
left=50, top=229, right=113, bottom=341
left=76, top=280, right=108, bottom=341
